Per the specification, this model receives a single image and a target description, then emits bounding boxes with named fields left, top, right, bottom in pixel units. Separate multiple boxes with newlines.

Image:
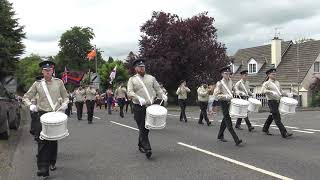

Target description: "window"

left=248, top=63, right=257, bottom=74
left=314, top=62, right=320, bottom=73
left=248, top=58, right=257, bottom=74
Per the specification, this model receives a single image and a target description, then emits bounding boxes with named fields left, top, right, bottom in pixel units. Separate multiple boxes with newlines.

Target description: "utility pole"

left=296, top=39, right=300, bottom=105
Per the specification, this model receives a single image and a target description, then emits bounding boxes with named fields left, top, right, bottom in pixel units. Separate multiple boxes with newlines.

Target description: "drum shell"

left=248, top=98, right=262, bottom=112
left=229, top=98, right=249, bottom=118
left=279, top=97, right=298, bottom=115
left=40, top=112, right=69, bottom=141
left=145, top=105, right=167, bottom=129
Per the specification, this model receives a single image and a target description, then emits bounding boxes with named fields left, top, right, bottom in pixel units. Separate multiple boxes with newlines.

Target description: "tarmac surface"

left=5, top=106, right=320, bottom=180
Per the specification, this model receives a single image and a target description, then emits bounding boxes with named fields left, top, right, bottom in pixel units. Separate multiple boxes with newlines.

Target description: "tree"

left=98, top=60, right=130, bottom=91
left=107, top=56, right=114, bottom=63
left=55, top=26, right=105, bottom=74
left=139, top=11, right=229, bottom=101
left=124, top=51, right=138, bottom=75
left=0, top=0, right=25, bottom=76
left=16, top=54, right=42, bottom=92
left=310, top=74, right=320, bottom=106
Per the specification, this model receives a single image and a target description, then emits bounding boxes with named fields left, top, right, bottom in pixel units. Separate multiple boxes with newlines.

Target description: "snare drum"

left=145, top=104, right=167, bottom=129
left=40, top=112, right=69, bottom=141
left=279, top=97, right=298, bottom=115
left=248, top=98, right=262, bottom=112
left=229, top=98, right=249, bottom=118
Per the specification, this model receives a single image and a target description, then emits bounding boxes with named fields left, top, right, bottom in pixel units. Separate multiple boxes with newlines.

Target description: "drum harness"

left=221, top=80, right=233, bottom=98
left=136, top=76, right=165, bottom=106
left=41, top=80, right=57, bottom=111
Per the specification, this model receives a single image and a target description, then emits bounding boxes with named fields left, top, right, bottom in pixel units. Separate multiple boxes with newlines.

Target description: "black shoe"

left=248, top=127, right=254, bottom=132
left=198, top=122, right=204, bottom=125
left=235, top=126, right=243, bottom=130
left=236, top=139, right=243, bottom=146
left=88, top=121, right=92, bottom=124
left=37, top=169, right=49, bottom=177
left=207, top=122, right=212, bottom=126
left=262, top=130, right=273, bottom=136
left=282, top=132, right=293, bottom=138
left=146, top=150, right=152, bottom=159
left=218, top=138, right=228, bottom=142
left=184, top=119, right=187, bottom=122
left=179, top=119, right=183, bottom=122
left=49, top=164, right=56, bottom=171
left=138, top=146, right=146, bottom=153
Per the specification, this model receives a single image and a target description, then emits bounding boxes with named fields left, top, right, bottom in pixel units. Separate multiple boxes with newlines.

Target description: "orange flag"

left=87, top=49, right=96, bottom=61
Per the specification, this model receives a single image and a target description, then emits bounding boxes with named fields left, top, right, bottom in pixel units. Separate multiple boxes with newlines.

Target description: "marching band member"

left=261, top=68, right=293, bottom=138
left=127, top=58, right=167, bottom=159
left=115, top=82, right=127, bottom=118
left=234, top=70, right=254, bottom=132
left=85, top=83, right=96, bottom=124
left=197, top=81, right=212, bottom=126
left=23, top=60, right=68, bottom=177
left=214, top=66, right=242, bottom=145
left=74, top=86, right=86, bottom=120
left=176, top=80, right=191, bottom=122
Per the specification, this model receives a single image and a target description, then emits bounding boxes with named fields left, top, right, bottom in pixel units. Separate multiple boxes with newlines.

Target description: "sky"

left=9, top=0, right=320, bottom=60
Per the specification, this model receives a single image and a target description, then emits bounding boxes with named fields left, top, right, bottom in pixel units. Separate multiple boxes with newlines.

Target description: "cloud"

left=9, top=0, right=320, bottom=59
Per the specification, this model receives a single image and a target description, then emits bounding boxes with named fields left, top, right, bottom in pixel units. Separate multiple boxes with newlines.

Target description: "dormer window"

left=248, top=58, right=257, bottom=74
left=314, top=62, right=320, bottom=73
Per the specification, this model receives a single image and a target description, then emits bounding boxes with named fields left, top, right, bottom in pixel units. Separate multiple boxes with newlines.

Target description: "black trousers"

left=125, top=101, right=133, bottom=113
left=37, top=111, right=58, bottom=171
left=263, top=100, right=287, bottom=135
left=65, top=102, right=73, bottom=117
left=86, top=100, right=95, bottom=122
left=199, top=102, right=209, bottom=123
left=118, top=98, right=126, bottom=117
left=235, top=117, right=252, bottom=128
left=30, top=111, right=40, bottom=138
left=178, top=99, right=187, bottom=120
left=217, top=101, right=240, bottom=142
left=133, top=104, right=151, bottom=151
left=75, top=101, right=84, bottom=120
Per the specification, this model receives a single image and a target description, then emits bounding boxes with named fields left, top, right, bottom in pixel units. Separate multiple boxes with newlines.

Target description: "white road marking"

left=252, top=124, right=263, bottom=127
left=110, top=121, right=139, bottom=131
left=292, top=130, right=315, bottom=134
left=285, top=126, right=298, bottom=129
left=304, top=129, right=320, bottom=132
left=93, top=116, right=101, bottom=119
left=177, top=142, right=294, bottom=180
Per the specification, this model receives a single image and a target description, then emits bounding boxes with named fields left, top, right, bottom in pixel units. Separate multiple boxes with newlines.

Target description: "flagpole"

left=95, top=45, right=97, bottom=73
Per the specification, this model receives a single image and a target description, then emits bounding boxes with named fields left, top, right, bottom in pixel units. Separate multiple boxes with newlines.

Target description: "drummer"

left=197, top=81, right=212, bottom=126
left=261, top=68, right=293, bottom=138
left=29, top=75, right=43, bottom=141
left=74, top=86, right=86, bottom=120
left=234, top=70, right=254, bottom=132
left=22, top=60, right=69, bottom=177
left=214, top=66, right=242, bottom=146
left=85, top=83, right=97, bottom=124
left=127, top=58, right=167, bottom=159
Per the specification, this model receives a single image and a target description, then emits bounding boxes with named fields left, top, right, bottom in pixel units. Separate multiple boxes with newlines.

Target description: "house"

left=231, top=37, right=320, bottom=107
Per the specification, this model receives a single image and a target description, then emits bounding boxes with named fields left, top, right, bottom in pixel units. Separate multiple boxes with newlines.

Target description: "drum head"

left=231, top=98, right=249, bottom=105
left=40, top=112, right=68, bottom=123
left=248, top=98, right=262, bottom=105
left=147, top=104, right=167, bottom=116
left=280, top=97, right=298, bottom=105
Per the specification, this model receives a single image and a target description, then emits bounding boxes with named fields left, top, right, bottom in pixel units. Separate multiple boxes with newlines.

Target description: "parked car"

left=0, top=76, right=21, bottom=140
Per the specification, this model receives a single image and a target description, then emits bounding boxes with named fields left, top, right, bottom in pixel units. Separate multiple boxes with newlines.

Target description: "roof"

left=231, top=40, right=320, bottom=85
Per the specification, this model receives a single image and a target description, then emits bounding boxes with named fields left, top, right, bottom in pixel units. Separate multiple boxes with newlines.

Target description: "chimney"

left=271, top=37, right=282, bottom=68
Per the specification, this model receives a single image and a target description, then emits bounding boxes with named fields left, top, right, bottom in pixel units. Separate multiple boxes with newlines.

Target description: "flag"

left=61, top=70, right=85, bottom=85
left=63, top=66, right=68, bottom=84
left=87, top=49, right=97, bottom=61
left=109, top=65, right=117, bottom=84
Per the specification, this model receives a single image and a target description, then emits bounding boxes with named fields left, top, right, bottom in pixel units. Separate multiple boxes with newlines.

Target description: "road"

left=5, top=106, right=320, bottom=180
